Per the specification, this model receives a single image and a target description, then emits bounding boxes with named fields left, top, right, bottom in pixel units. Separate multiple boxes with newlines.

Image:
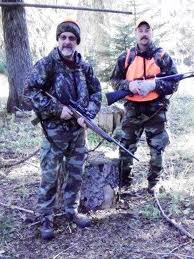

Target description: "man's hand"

left=129, top=80, right=141, bottom=94
left=60, top=105, right=73, bottom=120
left=137, top=79, right=156, bottom=96
left=77, top=117, right=86, bottom=128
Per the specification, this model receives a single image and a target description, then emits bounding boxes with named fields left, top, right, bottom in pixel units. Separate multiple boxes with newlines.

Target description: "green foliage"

left=86, top=22, right=135, bottom=82
left=0, top=53, right=7, bottom=74
left=168, top=94, right=194, bottom=161
left=87, top=130, right=102, bottom=149
left=0, top=214, right=15, bottom=243
left=15, top=185, right=31, bottom=202
left=87, top=129, right=113, bottom=150
left=168, top=194, right=183, bottom=216
left=0, top=116, right=42, bottom=153
left=140, top=204, right=161, bottom=220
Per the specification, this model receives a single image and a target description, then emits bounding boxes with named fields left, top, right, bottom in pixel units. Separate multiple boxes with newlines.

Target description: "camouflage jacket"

left=25, top=48, right=102, bottom=121
left=110, top=42, right=178, bottom=98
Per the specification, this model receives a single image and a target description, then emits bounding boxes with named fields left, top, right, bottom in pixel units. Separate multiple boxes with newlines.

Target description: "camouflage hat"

left=56, top=20, right=81, bottom=44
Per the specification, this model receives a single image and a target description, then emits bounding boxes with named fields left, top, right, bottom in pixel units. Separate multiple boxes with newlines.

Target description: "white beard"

left=61, top=48, right=74, bottom=58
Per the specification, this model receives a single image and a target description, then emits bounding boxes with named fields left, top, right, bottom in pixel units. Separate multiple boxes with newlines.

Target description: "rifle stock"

left=106, top=89, right=131, bottom=106
left=107, top=72, right=194, bottom=106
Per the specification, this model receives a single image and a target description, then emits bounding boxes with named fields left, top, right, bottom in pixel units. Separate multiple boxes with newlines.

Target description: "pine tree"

left=86, top=21, right=135, bottom=83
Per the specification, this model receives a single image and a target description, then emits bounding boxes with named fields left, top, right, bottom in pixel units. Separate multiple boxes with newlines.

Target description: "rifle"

left=106, top=72, right=194, bottom=106
left=32, top=91, right=139, bottom=161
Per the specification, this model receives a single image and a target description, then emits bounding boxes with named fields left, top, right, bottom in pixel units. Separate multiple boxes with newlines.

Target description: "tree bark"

left=97, top=105, right=124, bottom=133
left=77, top=0, right=105, bottom=57
left=80, top=151, right=119, bottom=211
left=1, top=0, right=32, bottom=113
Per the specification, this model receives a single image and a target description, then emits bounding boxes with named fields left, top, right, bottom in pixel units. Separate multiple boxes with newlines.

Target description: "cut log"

left=98, top=108, right=113, bottom=133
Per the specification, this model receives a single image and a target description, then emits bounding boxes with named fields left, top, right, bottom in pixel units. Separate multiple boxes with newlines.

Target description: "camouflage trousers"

left=120, top=100, right=170, bottom=185
left=37, top=121, right=87, bottom=219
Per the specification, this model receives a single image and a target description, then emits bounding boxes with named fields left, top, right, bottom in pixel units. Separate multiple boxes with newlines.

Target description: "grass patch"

left=0, top=118, right=42, bottom=153
left=0, top=56, right=7, bottom=74
left=140, top=204, right=161, bottom=220
left=0, top=214, right=15, bottom=244
left=87, top=129, right=115, bottom=151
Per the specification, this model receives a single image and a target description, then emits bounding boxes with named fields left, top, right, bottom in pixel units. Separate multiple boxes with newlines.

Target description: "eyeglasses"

left=59, top=35, right=77, bottom=42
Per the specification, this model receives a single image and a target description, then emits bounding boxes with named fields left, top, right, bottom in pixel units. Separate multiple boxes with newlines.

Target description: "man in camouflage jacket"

left=25, top=20, right=102, bottom=240
left=110, top=18, right=178, bottom=194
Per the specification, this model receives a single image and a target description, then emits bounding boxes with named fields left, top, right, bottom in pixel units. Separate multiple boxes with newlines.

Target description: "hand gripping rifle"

left=32, top=91, right=139, bottom=161
left=106, top=72, right=194, bottom=106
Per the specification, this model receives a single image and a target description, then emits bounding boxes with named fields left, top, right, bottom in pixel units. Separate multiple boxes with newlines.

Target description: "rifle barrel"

left=69, top=105, right=139, bottom=160
left=111, top=138, right=139, bottom=161
left=107, top=72, right=194, bottom=105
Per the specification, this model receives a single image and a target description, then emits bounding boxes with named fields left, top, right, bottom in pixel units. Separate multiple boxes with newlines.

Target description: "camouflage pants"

left=120, top=100, right=170, bottom=185
left=37, top=121, right=87, bottom=219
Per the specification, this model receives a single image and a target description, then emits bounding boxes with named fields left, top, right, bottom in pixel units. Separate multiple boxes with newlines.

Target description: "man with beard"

left=25, top=20, right=102, bottom=240
left=110, top=18, right=178, bottom=194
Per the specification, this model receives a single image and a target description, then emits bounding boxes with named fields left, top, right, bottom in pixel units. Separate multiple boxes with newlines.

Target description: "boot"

left=147, top=181, right=159, bottom=195
left=40, top=217, right=54, bottom=240
left=120, top=164, right=134, bottom=188
left=120, top=174, right=133, bottom=188
left=119, top=159, right=134, bottom=189
left=73, top=213, right=91, bottom=228
left=147, top=166, right=161, bottom=195
left=67, top=213, right=91, bottom=228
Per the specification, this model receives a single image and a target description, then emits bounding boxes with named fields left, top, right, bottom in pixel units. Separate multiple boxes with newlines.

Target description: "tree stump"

left=80, top=151, right=120, bottom=211
left=97, top=104, right=124, bottom=133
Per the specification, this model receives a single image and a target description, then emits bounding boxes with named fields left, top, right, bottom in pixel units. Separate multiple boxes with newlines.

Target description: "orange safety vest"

left=125, top=49, right=163, bottom=102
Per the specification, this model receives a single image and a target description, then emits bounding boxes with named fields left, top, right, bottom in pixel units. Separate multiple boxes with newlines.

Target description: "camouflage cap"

left=56, top=20, right=81, bottom=44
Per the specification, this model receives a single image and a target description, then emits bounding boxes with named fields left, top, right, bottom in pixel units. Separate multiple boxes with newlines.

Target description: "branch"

left=0, top=2, right=132, bottom=14
left=154, top=192, right=194, bottom=240
left=169, top=241, right=191, bottom=254
left=0, top=148, right=40, bottom=169
left=0, top=202, right=68, bottom=228
left=88, top=139, right=104, bottom=152
left=0, top=202, right=35, bottom=214
left=139, top=249, right=194, bottom=259
left=29, top=212, right=66, bottom=227
left=53, top=243, right=77, bottom=259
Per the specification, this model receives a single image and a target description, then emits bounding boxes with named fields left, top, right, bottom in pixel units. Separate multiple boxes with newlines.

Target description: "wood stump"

left=97, top=104, right=124, bottom=133
left=80, top=151, right=120, bottom=211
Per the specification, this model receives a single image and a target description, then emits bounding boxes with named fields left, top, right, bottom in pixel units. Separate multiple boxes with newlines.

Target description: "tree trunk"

left=1, top=0, right=32, bottom=113
left=77, top=0, right=105, bottom=57
left=97, top=105, right=124, bottom=133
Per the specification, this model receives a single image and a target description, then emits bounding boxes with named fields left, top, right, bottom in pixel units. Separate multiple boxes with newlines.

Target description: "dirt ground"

left=0, top=83, right=194, bottom=258
left=1, top=146, right=194, bottom=259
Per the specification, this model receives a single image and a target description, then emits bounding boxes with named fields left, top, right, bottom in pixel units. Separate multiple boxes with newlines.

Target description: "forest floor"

left=1, top=87, right=194, bottom=258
